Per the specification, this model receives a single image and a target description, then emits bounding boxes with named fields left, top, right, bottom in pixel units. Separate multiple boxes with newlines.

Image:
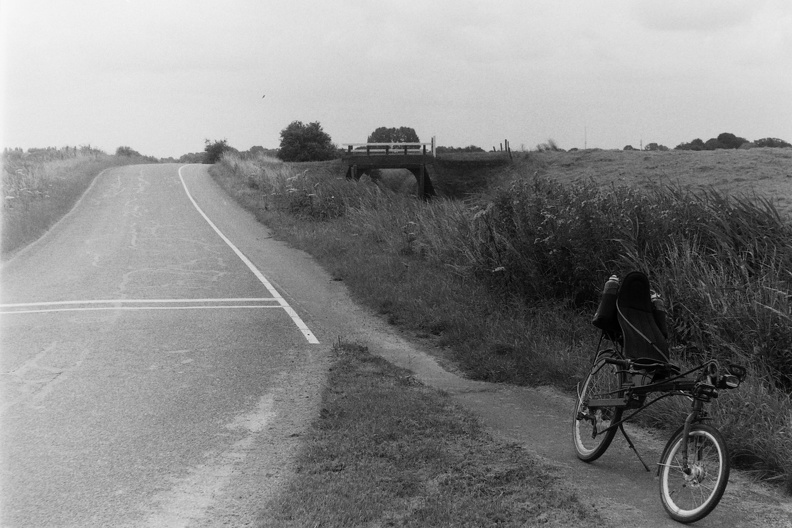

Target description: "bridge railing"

left=342, top=137, right=436, bottom=157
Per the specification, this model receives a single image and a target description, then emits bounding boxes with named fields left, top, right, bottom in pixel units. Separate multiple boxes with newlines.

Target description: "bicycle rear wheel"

left=573, top=350, right=624, bottom=461
left=659, top=423, right=729, bottom=523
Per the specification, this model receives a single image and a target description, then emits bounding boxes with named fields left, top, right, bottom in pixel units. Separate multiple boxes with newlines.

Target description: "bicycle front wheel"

left=573, top=350, right=624, bottom=462
left=659, top=423, right=730, bottom=524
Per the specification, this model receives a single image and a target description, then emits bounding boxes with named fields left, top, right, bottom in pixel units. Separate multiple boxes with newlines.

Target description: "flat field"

left=528, top=148, right=792, bottom=215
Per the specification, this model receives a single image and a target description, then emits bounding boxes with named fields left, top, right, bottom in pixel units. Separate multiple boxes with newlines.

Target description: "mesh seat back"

left=616, top=271, right=670, bottom=363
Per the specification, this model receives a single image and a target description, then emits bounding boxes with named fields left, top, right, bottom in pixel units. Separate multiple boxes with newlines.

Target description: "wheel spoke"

left=659, top=425, right=729, bottom=523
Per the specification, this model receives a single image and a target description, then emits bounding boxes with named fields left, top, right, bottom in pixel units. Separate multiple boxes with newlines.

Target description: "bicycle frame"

left=582, top=337, right=742, bottom=476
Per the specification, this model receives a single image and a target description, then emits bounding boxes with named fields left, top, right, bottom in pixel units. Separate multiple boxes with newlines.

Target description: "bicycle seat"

left=617, top=271, right=671, bottom=364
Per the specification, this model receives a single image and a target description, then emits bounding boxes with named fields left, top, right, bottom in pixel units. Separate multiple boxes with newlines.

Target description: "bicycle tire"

left=659, top=423, right=730, bottom=523
left=573, top=350, right=624, bottom=462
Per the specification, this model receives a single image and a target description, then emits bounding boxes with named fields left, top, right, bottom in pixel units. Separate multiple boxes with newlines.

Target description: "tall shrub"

left=278, top=121, right=337, bottom=162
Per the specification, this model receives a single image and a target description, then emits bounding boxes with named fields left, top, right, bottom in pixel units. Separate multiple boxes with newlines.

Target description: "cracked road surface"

left=0, top=164, right=333, bottom=526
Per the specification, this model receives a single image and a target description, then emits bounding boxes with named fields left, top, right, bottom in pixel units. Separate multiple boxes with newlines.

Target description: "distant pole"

left=584, top=126, right=587, bottom=149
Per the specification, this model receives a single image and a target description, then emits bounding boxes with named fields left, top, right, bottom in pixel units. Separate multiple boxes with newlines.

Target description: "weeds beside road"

left=1, top=147, right=155, bottom=258
left=211, top=149, right=792, bottom=493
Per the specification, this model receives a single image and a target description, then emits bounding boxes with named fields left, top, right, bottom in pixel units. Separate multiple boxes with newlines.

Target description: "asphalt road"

left=0, top=164, right=332, bottom=527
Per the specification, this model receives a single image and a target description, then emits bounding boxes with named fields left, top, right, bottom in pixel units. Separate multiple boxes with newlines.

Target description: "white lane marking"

left=0, top=298, right=281, bottom=314
left=1, top=298, right=277, bottom=307
left=178, top=165, right=319, bottom=344
left=1, top=306, right=280, bottom=315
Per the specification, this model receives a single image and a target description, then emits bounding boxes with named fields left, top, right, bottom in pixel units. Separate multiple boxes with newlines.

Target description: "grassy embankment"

left=211, top=148, right=792, bottom=492
left=258, top=339, right=604, bottom=527
left=1, top=147, right=154, bottom=259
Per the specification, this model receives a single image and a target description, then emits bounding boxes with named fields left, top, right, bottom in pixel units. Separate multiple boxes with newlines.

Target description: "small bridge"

left=342, top=138, right=436, bottom=199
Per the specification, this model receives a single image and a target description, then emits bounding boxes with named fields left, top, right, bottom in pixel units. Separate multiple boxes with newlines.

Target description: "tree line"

left=196, top=124, right=792, bottom=163
left=198, top=123, right=428, bottom=164
left=625, top=133, right=791, bottom=152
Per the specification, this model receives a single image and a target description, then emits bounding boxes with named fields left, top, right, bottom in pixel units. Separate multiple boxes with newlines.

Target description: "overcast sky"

left=1, top=0, right=791, bottom=158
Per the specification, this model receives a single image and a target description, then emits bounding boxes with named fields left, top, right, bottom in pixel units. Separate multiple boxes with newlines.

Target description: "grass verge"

left=258, top=340, right=605, bottom=527
left=210, top=150, right=792, bottom=492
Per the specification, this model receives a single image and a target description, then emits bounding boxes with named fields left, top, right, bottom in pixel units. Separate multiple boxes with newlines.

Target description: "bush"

left=704, top=138, right=725, bottom=150
left=367, top=126, right=419, bottom=143
left=115, top=146, right=141, bottom=157
left=717, top=132, right=748, bottom=149
left=536, top=139, right=560, bottom=152
left=436, top=145, right=486, bottom=154
left=755, top=138, right=792, bottom=148
left=675, top=138, right=705, bottom=151
left=204, top=139, right=235, bottom=164
left=675, top=133, right=783, bottom=151
left=644, top=142, right=669, bottom=151
left=179, top=152, right=205, bottom=163
left=278, top=121, right=337, bottom=162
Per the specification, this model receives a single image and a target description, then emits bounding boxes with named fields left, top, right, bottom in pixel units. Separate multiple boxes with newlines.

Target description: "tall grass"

left=1, top=146, right=155, bottom=258
left=212, top=150, right=792, bottom=491
left=461, top=176, right=792, bottom=487
left=216, top=152, right=389, bottom=220
left=472, top=177, right=792, bottom=387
